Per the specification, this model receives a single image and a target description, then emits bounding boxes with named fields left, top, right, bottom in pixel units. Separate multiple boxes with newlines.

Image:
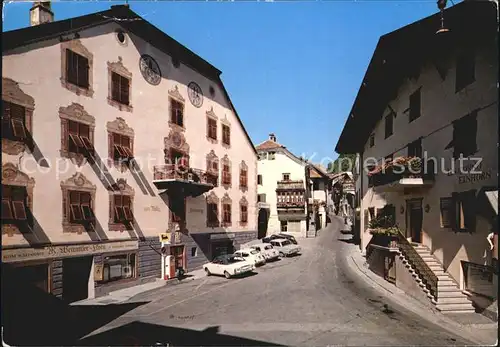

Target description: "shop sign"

left=210, top=233, right=235, bottom=240
left=159, top=232, right=171, bottom=244
left=2, top=240, right=139, bottom=263
left=94, top=264, right=104, bottom=281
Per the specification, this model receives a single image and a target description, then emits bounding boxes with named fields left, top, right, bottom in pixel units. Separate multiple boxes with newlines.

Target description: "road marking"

left=194, top=278, right=208, bottom=291
left=138, top=279, right=239, bottom=317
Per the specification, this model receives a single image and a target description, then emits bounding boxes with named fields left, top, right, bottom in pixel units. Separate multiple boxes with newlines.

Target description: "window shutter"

left=111, top=73, right=120, bottom=101
left=463, top=190, right=477, bottom=232
left=78, top=56, right=89, bottom=88
left=121, top=76, right=130, bottom=105
left=451, top=193, right=459, bottom=231
left=440, top=197, right=453, bottom=228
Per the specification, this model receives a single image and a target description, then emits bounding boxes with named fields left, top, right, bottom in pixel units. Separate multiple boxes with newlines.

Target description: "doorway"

left=10, top=263, right=50, bottom=293
left=406, top=199, right=423, bottom=244
left=63, top=256, right=92, bottom=303
left=170, top=245, right=185, bottom=271
left=257, top=209, right=269, bottom=239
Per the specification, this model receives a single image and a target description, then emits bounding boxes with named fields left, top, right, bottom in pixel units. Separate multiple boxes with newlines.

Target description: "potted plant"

left=367, top=208, right=400, bottom=248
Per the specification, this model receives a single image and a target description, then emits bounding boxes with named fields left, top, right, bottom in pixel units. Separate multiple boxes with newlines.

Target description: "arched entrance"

left=257, top=208, right=269, bottom=239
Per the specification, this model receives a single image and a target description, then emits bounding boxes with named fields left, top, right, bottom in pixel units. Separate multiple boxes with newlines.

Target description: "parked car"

left=233, top=248, right=266, bottom=267
left=269, top=238, right=301, bottom=257
left=203, top=255, right=254, bottom=279
left=248, top=243, right=280, bottom=262
left=263, top=233, right=298, bottom=245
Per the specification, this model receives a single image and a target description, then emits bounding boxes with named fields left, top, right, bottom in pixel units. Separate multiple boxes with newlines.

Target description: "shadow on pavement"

left=1, top=263, right=148, bottom=346
left=337, top=237, right=360, bottom=245
left=81, top=322, right=284, bottom=346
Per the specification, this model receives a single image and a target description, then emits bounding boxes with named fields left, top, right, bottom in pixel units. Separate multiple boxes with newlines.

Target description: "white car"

left=248, top=243, right=280, bottom=262
left=270, top=238, right=301, bottom=257
left=233, top=248, right=266, bottom=267
left=203, top=255, right=254, bottom=279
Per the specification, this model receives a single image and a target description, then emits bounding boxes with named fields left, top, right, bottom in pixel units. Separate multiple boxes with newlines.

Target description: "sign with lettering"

left=144, top=206, right=161, bottom=212
left=2, top=240, right=138, bottom=263
left=189, top=208, right=204, bottom=214
left=210, top=233, right=235, bottom=240
left=458, top=170, right=492, bottom=184
left=94, top=264, right=104, bottom=281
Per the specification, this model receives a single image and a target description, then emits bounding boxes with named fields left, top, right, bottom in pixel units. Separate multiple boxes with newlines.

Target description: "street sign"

left=159, top=232, right=171, bottom=244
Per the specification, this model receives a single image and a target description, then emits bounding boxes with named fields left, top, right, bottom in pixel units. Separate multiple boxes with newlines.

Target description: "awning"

left=485, top=190, right=498, bottom=215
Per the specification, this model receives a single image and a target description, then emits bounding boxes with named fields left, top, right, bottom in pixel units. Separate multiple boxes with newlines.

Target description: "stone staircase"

left=400, top=244, right=475, bottom=313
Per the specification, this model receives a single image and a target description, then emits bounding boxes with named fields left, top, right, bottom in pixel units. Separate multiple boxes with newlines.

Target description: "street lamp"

left=436, top=0, right=450, bottom=34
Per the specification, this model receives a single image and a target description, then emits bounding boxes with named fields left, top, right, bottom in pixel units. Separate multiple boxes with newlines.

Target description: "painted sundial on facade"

left=139, top=54, right=162, bottom=86
left=187, top=82, right=203, bottom=108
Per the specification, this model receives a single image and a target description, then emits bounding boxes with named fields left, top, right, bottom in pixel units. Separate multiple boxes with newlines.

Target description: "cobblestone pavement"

left=82, top=219, right=486, bottom=346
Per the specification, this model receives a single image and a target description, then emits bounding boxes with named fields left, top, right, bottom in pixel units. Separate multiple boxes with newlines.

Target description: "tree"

left=327, top=153, right=356, bottom=174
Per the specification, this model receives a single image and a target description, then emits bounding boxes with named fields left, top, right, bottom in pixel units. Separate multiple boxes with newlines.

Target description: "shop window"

left=66, top=49, right=90, bottom=89
left=68, top=190, right=94, bottom=224
left=170, top=99, right=184, bottom=127
left=281, top=221, right=287, bottom=232
left=222, top=124, right=230, bottom=146
left=100, top=253, right=136, bottom=283
left=111, top=72, right=130, bottom=106
left=2, top=185, right=31, bottom=225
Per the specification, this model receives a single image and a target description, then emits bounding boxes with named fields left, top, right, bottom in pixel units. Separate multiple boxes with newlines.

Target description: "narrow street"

left=82, top=217, right=471, bottom=346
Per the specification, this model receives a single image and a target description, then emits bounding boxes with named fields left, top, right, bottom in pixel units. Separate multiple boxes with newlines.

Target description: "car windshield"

left=250, top=250, right=259, bottom=255
left=282, top=240, right=291, bottom=246
left=227, top=257, right=243, bottom=263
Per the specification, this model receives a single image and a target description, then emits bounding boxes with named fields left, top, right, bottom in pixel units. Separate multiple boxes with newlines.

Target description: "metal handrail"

left=396, top=230, right=438, bottom=299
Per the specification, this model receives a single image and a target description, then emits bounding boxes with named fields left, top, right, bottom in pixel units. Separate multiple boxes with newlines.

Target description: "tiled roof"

left=255, top=140, right=283, bottom=151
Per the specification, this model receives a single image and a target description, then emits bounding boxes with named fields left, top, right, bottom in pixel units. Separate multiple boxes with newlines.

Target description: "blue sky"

left=3, top=0, right=450, bottom=165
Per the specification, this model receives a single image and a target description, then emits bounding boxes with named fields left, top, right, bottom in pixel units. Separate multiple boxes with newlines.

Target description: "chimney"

left=30, top=1, right=54, bottom=26
left=269, top=133, right=276, bottom=142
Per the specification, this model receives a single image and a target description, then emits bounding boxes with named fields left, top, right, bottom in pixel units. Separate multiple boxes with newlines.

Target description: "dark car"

left=262, top=233, right=298, bottom=245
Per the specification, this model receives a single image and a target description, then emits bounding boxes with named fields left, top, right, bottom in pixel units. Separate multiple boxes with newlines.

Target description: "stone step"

left=434, top=296, right=471, bottom=305
left=437, top=274, right=451, bottom=280
left=435, top=303, right=475, bottom=312
left=438, top=285, right=461, bottom=292
left=437, top=290, right=467, bottom=298
left=438, top=280, right=457, bottom=287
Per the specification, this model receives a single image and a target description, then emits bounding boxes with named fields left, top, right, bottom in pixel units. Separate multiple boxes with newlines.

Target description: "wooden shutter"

left=120, top=75, right=129, bottom=105
left=77, top=55, right=89, bottom=88
left=440, top=197, right=454, bottom=228
left=111, top=73, right=120, bottom=101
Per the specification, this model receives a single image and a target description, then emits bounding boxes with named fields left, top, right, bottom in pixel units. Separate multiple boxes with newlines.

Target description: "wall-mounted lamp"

left=400, top=206, right=405, bottom=214
left=436, top=0, right=450, bottom=34
left=425, top=204, right=431, bottom=213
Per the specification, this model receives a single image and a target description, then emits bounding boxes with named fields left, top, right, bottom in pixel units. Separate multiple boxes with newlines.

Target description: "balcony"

left=153, top=165, right=214, bottom=197
left=277, top=201, right=306, bottom=209
left=276, top=180, right=305, bottom=191
left=369, top=157, right=435, bottom=192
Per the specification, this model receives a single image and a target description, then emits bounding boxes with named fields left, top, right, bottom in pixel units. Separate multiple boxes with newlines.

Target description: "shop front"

left=2, top=240, right=139, bottom=302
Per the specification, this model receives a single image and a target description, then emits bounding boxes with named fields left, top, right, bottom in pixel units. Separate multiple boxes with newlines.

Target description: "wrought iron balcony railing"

left=277, top=201, right=306, bottom=208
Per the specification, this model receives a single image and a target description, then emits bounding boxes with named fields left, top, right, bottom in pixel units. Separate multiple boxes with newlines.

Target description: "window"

left=448, top=112, right=477, bottom=159
left=223, top=203, right=231, bottom=225
left=112, top=133, right=133, bottom=162
left=222, top=124, right=230, bottom=146
left=239, top=168, right=248, bottom=189
left=111, top=72, right=130, bottom=105
left=68, top=190, right=93, bottom=223
left=207, top=202, right=219, bottom=227
left=99, top=253, right=136, bottom=283
left=369, top=134, right=375, bottom=148
left=170, top=197, right=186, bottom=223
left=258, top=194, right=266, bottom=203
left=368, top=207, right=375, bottom=219
left=280, top=221, right=287, bottom=232
left=258, top=153, right=267, bottom=161
left=268, top=152, right=276, bottom=160
left=240, top=204, right=248, bottom=223
left=114, top=195, right=133, bottom=224
left=456, top=48, right=475, bottom=92
left=440, top=197, right=454, bottom=228
left=207, top=117, right=217, bottom=140
left=313, top=181, right=320, bottom=191
left=2, top=101, right=27, bottom=142
left=409, top=88, right=421, bottom=122
left=68, top=120, right=93, bottom=155
left=384, top=113, right=393, bottom=139
left=222, top=164, right=231, bottom=185
left=171, top=99, right=184, bottom=127
left=257, top=175, right=263, bottom=185
left=191, top=247, right=198, bottom=257
left=367, top=165, right=375, bottom=187
left=2, top=185, right=29, bottom=223
left=66, top=49, right=89, bottom=89
left=282, top=173, right=290, bottom=181
left=408, top=138, right=422, bottom=158
left=452, top=190, right=476, bottom=232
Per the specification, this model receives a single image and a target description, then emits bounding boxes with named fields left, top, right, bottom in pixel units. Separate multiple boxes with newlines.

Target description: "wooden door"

left=406, top=200, right=423, bottom=243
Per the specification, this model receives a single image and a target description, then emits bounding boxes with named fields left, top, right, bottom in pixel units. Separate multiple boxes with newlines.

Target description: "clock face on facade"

left=187, top=82, right=203, bottom=108
left=139, top=54, right=162, bottom=86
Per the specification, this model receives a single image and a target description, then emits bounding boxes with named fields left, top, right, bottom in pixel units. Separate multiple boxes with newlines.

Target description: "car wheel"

left=224, top=271, right=231, bottom=279
left=205, top=268, right=211, bottom=276
left=279, top=252, right=285, bottom=258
